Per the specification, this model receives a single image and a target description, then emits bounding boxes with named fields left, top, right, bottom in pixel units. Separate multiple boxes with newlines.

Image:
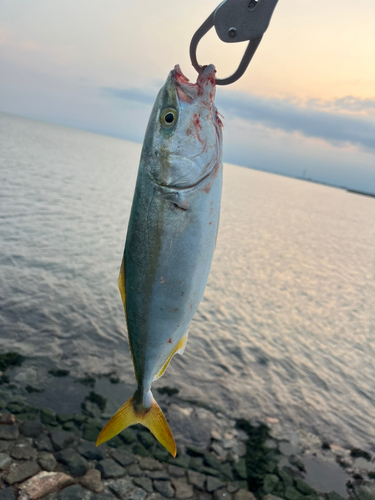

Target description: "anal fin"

left=154, top=332, right=189, bottom=381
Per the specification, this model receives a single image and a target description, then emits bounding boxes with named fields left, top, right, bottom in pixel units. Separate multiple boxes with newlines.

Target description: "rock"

left=263, top=474, right=280, bottom=494
left=186, top=446, right=205, bottom=458
left=221, top=463, right=234, bottom=481
left=146, top=470, right=171, bottom=480
left=153, top=480, right=175, bottom=498
left=126, top=489, right=148, bottom=500
left=107, top=477, right=134, bottom=497
left=40, top=409, right=57, bottom=426
left=56, top=414, right=74, bottom=424
left=20, top=421, right=44, bottom=438
left=201, top=466, right=220, bottom=477
left=232, top=442, right=247, bottom=458
left=214, top=491, right=232, bottom=500
left=38, top=451, right=57, bottom=471
left=148, top=495, right=165, bottom=500
left=111, top=449, right=136, bottom=467
left=50, top=430, right=75, bottom=451
left=0, top=439, right=10, bottom=452
left=62, top=422, right=76, bottom=432
left=92, top=495, right=117, bottom=500
left=211, top=443, right=225, bottom=457
left=234, top=491, right=256, bottom=500
left=55, top=448, right=89, bottom=477
left=0, top=414, right=16, bottom=424
left=0, top=398, right=6, bottom=410
left=0, top=452, right=12, bottom=470
left=57, top=484, right=88, bottom=499
left=18, top=471, right=75, bottom=499
left=138, top=431, right=156, bottom=449
left=10, top=443, right=37, bottom=460
left=0, top=488, right=16, bottom=500
left=227, top=483, right=240, bottom=494
left=34, top=434, right=53, bottom=452
left=356, top=485, right=375, bottom=500
left=189, top=457, right=203, bottom=472
left=172, top=480, right=194, bottom=499
left=187, top=469, right=205, bottom=490
left=0, top=424, right=19, bottom=440
left=170, top=456, right=189, bottom=469
left=128, top=464, right=143, bottom=477
left=153, top=446, right=170, bottom=463
left=262, top=495, right=285, bottom=500
left=295, top=479, right=316, bottom=496
left=288, top=456, right=305, bottom=472
left=3, top=460, right=41, bottom=485
left=133, top=442, right=150, bottom=457
left=204, top=452, right=221, bottom=471
left=96, top=458, right=125, bottom=479
left=7, top=402, right=25, bottom=414
left=133, top=476, right=154, bottom=493
left=284, top=486, right=304, bottom=500
left=82, top=421, right=102, bottom=441
left=120, top=428, right=137, bottom=444
left=77, top=441, right=104, bottom=461
left=168, top=465, right=186, bottom=478
left=206, top=477, right=224, bottom=493
left=80, top=468, right=104, bottom=493
left=233, top=459, right=247, bottom=480
left=139, top=457, right=164, bottom=470
left=277, top=467, right=294, bottom=488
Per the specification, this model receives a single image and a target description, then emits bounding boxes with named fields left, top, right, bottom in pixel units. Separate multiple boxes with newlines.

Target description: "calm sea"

left=0, top=112, right=374, bottom=451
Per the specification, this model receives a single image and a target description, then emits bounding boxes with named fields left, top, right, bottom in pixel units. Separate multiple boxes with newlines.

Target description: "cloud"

left=102, top=85, right=375, bottom=152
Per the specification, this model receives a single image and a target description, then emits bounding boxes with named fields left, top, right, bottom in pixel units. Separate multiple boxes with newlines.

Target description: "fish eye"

left=160, top=108, right=178, bottom=129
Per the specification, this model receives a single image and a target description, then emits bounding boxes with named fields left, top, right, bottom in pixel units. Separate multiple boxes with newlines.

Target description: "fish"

left=96, top=64, right=223, bottom=456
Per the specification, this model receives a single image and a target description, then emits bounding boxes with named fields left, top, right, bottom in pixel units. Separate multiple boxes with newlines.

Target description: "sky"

left=1, top=0, right=375, bottom=193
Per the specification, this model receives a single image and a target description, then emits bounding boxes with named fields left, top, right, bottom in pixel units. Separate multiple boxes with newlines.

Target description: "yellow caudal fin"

left=96, top=393, right=176, bottom=457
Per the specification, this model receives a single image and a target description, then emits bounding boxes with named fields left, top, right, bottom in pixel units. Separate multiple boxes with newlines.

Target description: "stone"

left=57, top=484, right=88, bottom=499
left=0, top=488, right=16, bottom=500
left=18, top=471, right=75, bottom=499
left=38, top=451, right=57, bottom=471
left=63, top=422, right=76, bottom=432
left=55, top=448, right=89, bottom=477
left=146, top=470, right=171, bottom=480
left=263, top=474, right=280, bottom=494
left=206, top=477, right=224, bottom=493
left=50, top=430, right=75, bottom=451
left=214, top=491, right=232, bottom=500
left=0, top=425, right=19, bottom=440
left=138, top=431, right=156, bottom=449
left=127, top=464, right=143, bottom=476
left=0, top=398, right=6, bottom=410
left=0, top=414, right=16, bottom=424
left=77, top=441, right=104, bottom=461
left=187, top=470, right=206, bottom=490
left=221, top=463, right=234, bottom=481
left=189, top=457, right=203, bottom=472
left=170, top=456, right=189, bottom=469
left=204, top=452, right=221, bottom=471
left=153, top=480, right=175, bottom=498
left=284, top=486, right=304, bottom=500
left=133, top=442, right=150, bottom=457
left=139, top=456, right=164, bottom=470
left=10, top=443, right=37, bottom=460
left=295, top=479, right=316, bottom=496
left=227, top=483, right=240, bottom=494
left=96, top=458, right=125, bottom=479
left=41, top=409, right=57, bottom=426
left=120, top=428, right=137, bottom=444
left=234, top=491, right=256, bottom=500
left=0, top=439, right=10, bottom=452
left=80, top=468, right=104, bottom=493
left=288, top=456, right=305, bottom=472
left=92, top=495, right=117, bottom=500
left=82, top=421, right=102, bottom=442
left=356, top=485, right=375, bottom=500
left=126, top=489, right=148, bottom=500
left=277, top=467, right=293, bottom=488
left=153, top=446, right=170, bottom=463
left=3, top=460, right=41, bottom=485
left=111, top=449, right=136, bottom=466
left=201, top=466, right=220, bottom=477
left=172, top=480, right=194, bottom=499
left=133, top=476, right=154, bottom=493
left=232, top=443, right=247, bottom=458
left=107, top=477, right=134, bottom=497
left=233, top=459, right=247, bottom=480
left=56, top=414, right=74, bottom=424
left=262, top=495, right=285, bottom=500
left=34, top=434, right=53, bottom=452
left=168, top=465, right=186, bottom=478
left=6, top=402, right=25, bottom=414
left=19, top=421, right=44, bottom=438
left=0, top=452, right=12, bottom=470
left=148, top=495, right=165, bottom=500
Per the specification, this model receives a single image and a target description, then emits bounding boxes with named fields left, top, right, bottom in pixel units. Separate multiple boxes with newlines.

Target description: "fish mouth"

left=171, top=64, right=217, bottom=104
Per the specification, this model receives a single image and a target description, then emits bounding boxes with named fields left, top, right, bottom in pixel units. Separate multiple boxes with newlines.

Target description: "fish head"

left=142, top=64, right=223, bottom=188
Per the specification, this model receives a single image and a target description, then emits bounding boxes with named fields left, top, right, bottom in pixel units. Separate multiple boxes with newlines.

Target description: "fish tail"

left=96, top=391, right=176, bottom=457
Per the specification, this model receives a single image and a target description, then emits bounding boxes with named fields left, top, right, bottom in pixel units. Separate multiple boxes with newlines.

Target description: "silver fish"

left=97, top=64, right=223, bottom=455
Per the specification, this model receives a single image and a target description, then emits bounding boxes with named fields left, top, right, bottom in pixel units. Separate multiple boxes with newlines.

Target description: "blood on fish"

left=168, top=339, right=172, bottom=344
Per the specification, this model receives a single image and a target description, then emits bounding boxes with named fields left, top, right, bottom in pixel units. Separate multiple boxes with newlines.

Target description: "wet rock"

left=55, top=448, right=89, bottom=477
left=288, top=456, right=305, bottom=472
left=350, top=449, right=372, bottom=461
left=120, top=428, right=137, bottom=444
left=284, top=486, right=305, bottom=500
left=227, top=483, right=240, bottom=494
left=0, top=414, right=16, bottom=424
left=57, top=484, right=88, bottom=500
left=41, top=409, right=57, bottom=426
left=232, top=442, right=247, bottom=458
left=221, top=463, right=234, bottom=481
left=34, top=434, right=53, bottom=452
left=202, top=466, right=220, bottom=477
left=50, top=430, right=75, bottom=451
left=263, top=474, right=280, bottom=494
left=262, top=495, right=285, bottom=500
left=111, top=449, right=136, bottom=467
left=133, top=442, right=150, bottom=457
left=18, top=471, right=75, bottom=499
left=189, top=457, right=204, bottom=472
left=0, top=424, right=19, bottom=440
left=0, top=397, right=6, bottom=410
left=168, top=465, right=186, bottom=478
left=153, top=446, right=170, bottom=463
left=107, top=436, right=124, bottom=448
left=133, top=476, right=154, bottom=493
left=154, top=480, right=175, bottom=498
left=77, top=441, right=104, bottom=461
left=3, top=460, right=41, bottom=485
left=139, top=457, right=164, bottom=470
left=81, top=399, right=102, bottom=418
left=204, top=452, right=221, bottom=471
left=211, top=443, right=225, bottom=458
left=82, top=421, right=102, bottom=442
left=234, top=491, right=257, bottom=500
left=355, top=484, right=375, bottom=500
left=7, top=402, right=25, bottom=414
left=233, top=459, right=247, bottom=480
left=295, top=479, right=316, bottom=496
left=206, top=477, right=224, bottom=493
left=96, top=458, right=125, bottom=479
left=20, top=421, right=44, bottom=438
left=138, top=431, right=156, bottom=449
left=56, top=414, right=74, bottom=425
left=277, top=467, right=294, bottom=488
left=128, top=464, right=143, bottom=477
left=0, top=452, right=12, bottom=470
left=0, top=488, right=16, bottom=500
left=38, top=451, right=57, bottom=471
left=186, top=446, right=205, bottom=458
left=146, top=470, right=171, bottom=480
left=171, top=456, right=190, bottom=469
left=0, top=439, right=10, bottom=452
left=214, top=491, right=232, bottom=500
left=187, top=470, right=206, bottom=490
left=107, top=477, right=134, bottom=497
left=92, top=494, right=117, bottom=500
left=80, top=468, right=104, bottom=493
left=10, top=443, right=37, bottom=460
left=172, top=480, right=194, bottom=499
left=126, top=488, right=148, bottom=500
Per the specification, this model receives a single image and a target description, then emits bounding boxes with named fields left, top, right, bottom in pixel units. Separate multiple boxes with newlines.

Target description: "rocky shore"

left=1, top=352, right=374, bottom=500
